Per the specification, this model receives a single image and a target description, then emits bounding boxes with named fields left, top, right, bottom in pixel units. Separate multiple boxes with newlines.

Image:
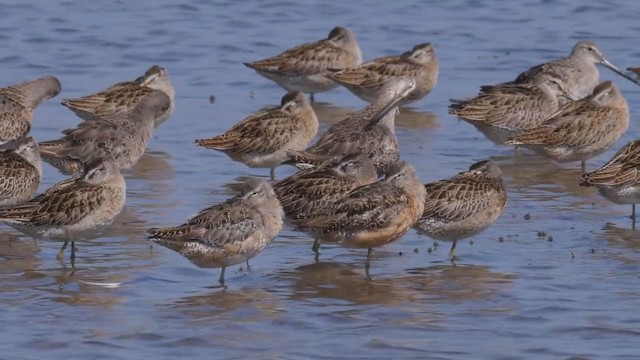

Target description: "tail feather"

left=195, top=132, right=238, bottom=150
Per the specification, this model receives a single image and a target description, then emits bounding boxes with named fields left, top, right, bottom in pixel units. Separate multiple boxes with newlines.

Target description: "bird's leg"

left=57, top=240, right=69, bottom=261
left=219, top=266, right=226, bottom=285
left=312, top=238, right=320, bottom=255
left=632, top=204, right=636, bottom=220
left=246, top=260, right=251, bottom=269
left=270, top=167, right=275, bottom=181
left=365, top=248, right=373, bottom=280
left=581, top=160, right=586, bottom=174
left=70, top=241, right=77, bottom=268
left=309, top=93, right=315, bottom=103
left=448, top=239, right=458, bottom=258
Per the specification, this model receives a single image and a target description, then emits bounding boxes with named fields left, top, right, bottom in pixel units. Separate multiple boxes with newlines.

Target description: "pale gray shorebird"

left=195, top=91, right=318, bottom=180
left=244, top=26, right=362, bottom=102
left=581, top=140, right=640, bottom=223
left=328, top=43, right=438, bottom=105
left=505, top=81, right=629, bottom=172
left=39, top=90, right=171, bottom=175
left=62, top=65, right=175, bottom=128
left=0, top=159, right=126, bottom=264
left=449, top=74, right=577, bottom=144
left=511, top=41, right=640, bottom=99
left=415, top=160, right=506, bottom=259
left=147, top=179, right=284, bottom=285
left=0, top=76, right=61, bottom=144
left=0, top=136, right=42, bottom=207
left=274, top=153, right=378, bottom=253
left=285, top=77, right=416, bottom=176
left=298, top=161, right=425, bottom=278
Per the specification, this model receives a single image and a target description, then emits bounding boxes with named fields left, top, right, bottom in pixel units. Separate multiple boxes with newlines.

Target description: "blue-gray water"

left=2, top=0, right=640, bottom=358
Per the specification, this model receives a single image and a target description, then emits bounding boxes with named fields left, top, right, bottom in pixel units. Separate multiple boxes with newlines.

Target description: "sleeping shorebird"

left=0, top=76, right=61, bottom=144
left=581, top=140, right=640, bottom=224
left=298, top=160, right=425, bottom=278
left=511, top=41, right=640, bottom=99
left=39, top=90, right=171, bottom=175
left=505, top=81, right=629, bottom=172
left=274, top=153, right=378, bottom=253
left=147, top=179, right=284, bottom=285
left=62, top=65, right=175, bottom=128
left=195, top=91, right=318, bottom=180
left=328, top=43, right=438, bottom=105
left=244, top=26, right=362, bottom=101
left=415, top=160, right=507, bottom=259
left=0, top=159, right=126, bottom=264
left=285, top=77, right=416, bottom=175
left=0, top=136, right=42, bottom=207
left=449, top=74, right=577, bottom=145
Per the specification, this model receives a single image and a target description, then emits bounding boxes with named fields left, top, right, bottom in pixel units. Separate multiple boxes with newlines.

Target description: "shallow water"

left=2, top=0, right=640, bottom=358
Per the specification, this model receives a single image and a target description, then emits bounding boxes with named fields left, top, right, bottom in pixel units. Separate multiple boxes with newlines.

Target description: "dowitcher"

left=274, top=153, right=378, bottom=253
left=62, top=65, right=175, bottom=128
left=0, top=159, right=126, bottom=264
left=148, top=179, right=284, bottom=285
left=512, top=41, right=639, bottom=99
left=300, top=160, right=425, bottom=278
left=0, top=136, right=42, bottom=207
left=505, top=81, right=629, bottom=172
left=244, top=26, right=362, bottom=101
left=39, top=90, right=171, bottom=175
left=449, top=74, right=577, bottom=144
left=0, top=76, right=61, bottom=144
left=328, top=43, right=438, bottom=105
left=415, top=160, right=506, bottom=259
left=195, top=91, right=318, bottom=180
left=581, top=140, right=640, bottom=222
left=285, top=77, right=416, bottom=175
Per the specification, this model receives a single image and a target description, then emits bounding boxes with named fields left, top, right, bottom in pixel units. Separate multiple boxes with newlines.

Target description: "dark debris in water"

left=537, top=231, right=547, bottom=238
left=523, top=213, right=531, bottom=220
left=547, top=236, right=554, bottom=242
left=209, top=95, right=216, bottom=104
left=498, top=236, right=504, bottom=243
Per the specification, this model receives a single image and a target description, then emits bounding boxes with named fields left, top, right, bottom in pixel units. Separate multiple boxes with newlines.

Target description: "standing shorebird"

left=581, top=140, right=640, bottom=225
left=62, top=65, right=175, bottom=128
left=449, top=74, right=577, bottom=144
left=195, top=91, right=318, bottom=180
left=299, top=161, right=425, bottom=278
left=39, top=90, right=171, bottom=175
left=0, top=76, right=61, bottom=144
left=512, top=41, right=640, bottom=99
left=0, top=159, right=126, bottom=264
left=0, top=136, right=42, bottom=207
left=286, top=77, right=416, bottom=175
left=274, top=153, right=378, bottom=253
left=244, top=26, right=362, bottom=101
left=328, top=43, right=438, bottom=105
left=505, top=81, right=629, bottom=172
left=147, top=179, right=284, bottom=285
left=415, top=160, right=507, bottom=259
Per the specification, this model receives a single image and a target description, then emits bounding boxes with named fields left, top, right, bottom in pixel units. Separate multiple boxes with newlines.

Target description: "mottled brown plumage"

left=62, top=65, right=175, bottom=127
left=244, top=26, right=362, bottom=99
left=581, top=140, right=640, bottom=219
left=195, top=91, right=318, bottom=178
left=148, top=179, right=284, bottom=284
left=0, top=136, right=42, bottom=207
left=505, top=81, right=629, bottom=169
left=328, top=43, right=438, bottom=105
left=415, top=160, right=506, bottom=258
left=39, top=90, right=171, bottom=175
left=0, top=76, right=61, bottom=144
left=286, top=77, right=415, bottom=175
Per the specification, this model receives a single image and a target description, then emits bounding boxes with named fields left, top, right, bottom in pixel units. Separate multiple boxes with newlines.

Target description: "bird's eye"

left=588, top=47, right=595, bottom=52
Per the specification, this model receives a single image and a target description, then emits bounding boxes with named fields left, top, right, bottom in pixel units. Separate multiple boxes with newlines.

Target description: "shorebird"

left=0, top=159, right=126, bottom=264
left=0, top=76, right=61, bottom=144
left=415, top=160, right=507, bottom=259
left=274, top=153, right=378, bottom=253
left=628, top=67, right=640, bottom=78
left=505, top=81, right=629, bottom=172
left=148, top=179, right=284, bottom=285
left=512, top=41, right=640, bottom=99
left=285, top=77, right=416, bottom=175
left=195, top=91, right=318, bottom=180
left=328, top=43, right=438, bottom=105
left=0, top=136, right=42, bottom=207
left=449, top=74, right=577, bottom=144
left=244, top=26, right=362, bottom=101
left=581, top=140, right=640, bottom=223
left=39, top=90, right=171, bottom=175
left=62, top=65, right=175, bottom=128
left=299, top=160, right=425, bottom=278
